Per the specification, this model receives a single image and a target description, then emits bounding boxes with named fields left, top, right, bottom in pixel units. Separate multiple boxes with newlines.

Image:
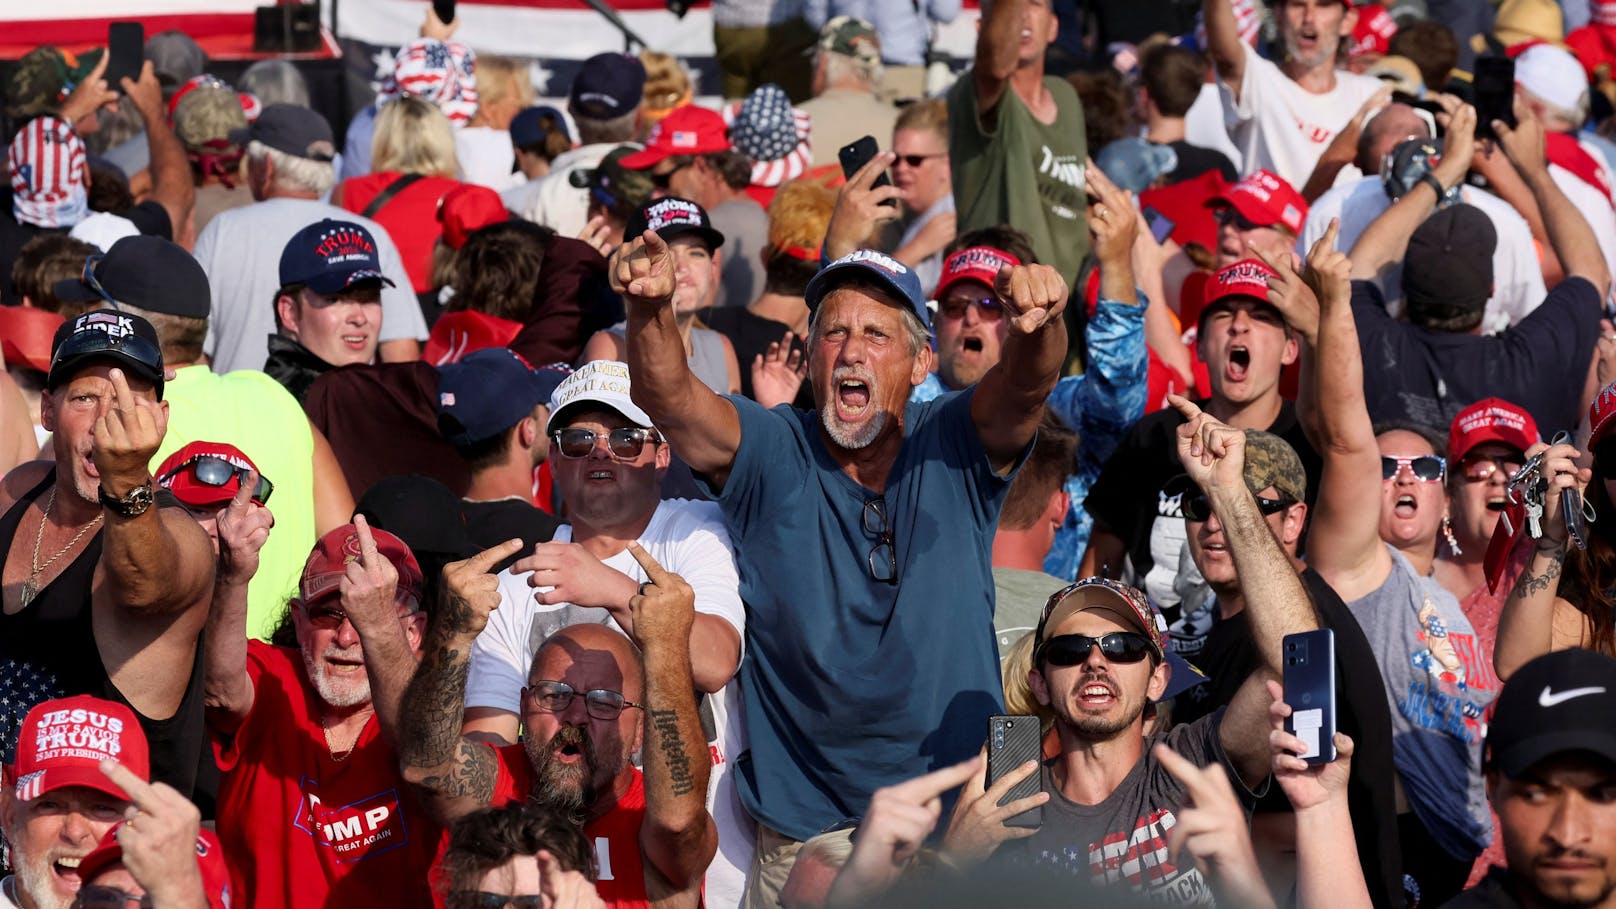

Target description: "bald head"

left=1357, top=103, right=1432, bottom=173
left=530, top=624, right=645, bottom=701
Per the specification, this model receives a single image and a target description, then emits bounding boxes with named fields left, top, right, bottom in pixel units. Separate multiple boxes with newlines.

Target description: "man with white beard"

left=203, top=507, right=445, bottom=909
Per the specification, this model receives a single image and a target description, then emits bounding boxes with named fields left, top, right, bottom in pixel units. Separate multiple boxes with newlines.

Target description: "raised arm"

left=973, top=0, right=1028, bottom=115
left=971, top=259, right=1070, bottom=472
left=824, top=153, right=904, bottom=262
left=398, top=538, right=527, bottom=824
left=310, top=426, right=354, bottom=535
left=618, top=232, right=743, bottom=487
left=203, top=475, right=274, bottom=733
left=626, top=544, right=718, bottom=893
left=1494, top=440, right=1594, bottom=678
left=1348, top=104, right=1475, bottom=287
left=1495, top=97, right=1612, bottom=298
left=122, top=62, right=194, bottom=247
left=1202, top=0, right=1250, bottom=100
left=337, top=516, right=424, bottom=743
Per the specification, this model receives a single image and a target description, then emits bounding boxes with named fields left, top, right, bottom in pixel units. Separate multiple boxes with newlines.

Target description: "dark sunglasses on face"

left=1214, top=207, right=1267, bottom=232
left=1460, top=453, right=1526, bottom=482
left=1180, top=491, right=1294, bottom=523
left=159, top=455, right=273, bottom=504
left=448, top=893, right=542, bottom=909
left=74, top=885, right=153, bottom=909
left=303, top=602, right=352, bottom=630
left=550, top=427, right=661, bottom=460
left=1382, top=454, right=1447, bottom=482
left=936, top=295, right=1005, bottom=321
left=525, top=680, right=644, bottom=720
left=893, top=153, right=945, bottom=168
left=1038, top=632, right=1155, bottom=666
left=649, top=159, right=692, bottom=190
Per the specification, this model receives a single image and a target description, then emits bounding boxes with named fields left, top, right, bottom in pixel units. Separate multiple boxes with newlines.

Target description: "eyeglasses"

left=1382, top=455, right=1447, bottom=482
left=448, top=893, right=542, bottom=909
left=303, top=602, right=352, bottom=630
left=649, top=158, right=693, bottom=190
left=74, top=886, right=153, bottom=909
left=524, top=680, right=643, bottom=720
left=893, top=153, right=945, bottom=168
left=863, top=497, right=896, bottom=585
left=1037, top=632, right=1156, bottom=666
left=158, top=455, right=273, bottom=504
left=550, top=427, right=662, bottom=460
left=1180, top=491, right=1294, bottom=522
left=78, top=254, right=122, bottom=309
left=1460, top=453, right=1526, bottom=482
left=1213, top=206, right=1268, bottom=232
left=936, top=295, right=1004, bottom=321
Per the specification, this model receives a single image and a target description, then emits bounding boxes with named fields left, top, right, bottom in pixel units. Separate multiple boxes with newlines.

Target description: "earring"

left=1442, top=514, right=1462, bottom=556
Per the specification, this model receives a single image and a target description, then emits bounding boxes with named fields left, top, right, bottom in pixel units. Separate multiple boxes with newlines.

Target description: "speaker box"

left=254, top=3, right=322, bottom=53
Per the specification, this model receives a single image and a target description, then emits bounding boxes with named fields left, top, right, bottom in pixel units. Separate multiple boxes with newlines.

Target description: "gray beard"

left=820, top=404, right=889, bottom=450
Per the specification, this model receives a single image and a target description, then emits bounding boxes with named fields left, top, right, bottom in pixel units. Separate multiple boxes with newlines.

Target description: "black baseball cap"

left=624, top=196, right=725, bottom=251
left=1404, top=204, right=1496, bottom=320
left=1486, top=648, right=1616, bottom=777
left=228, top=103, right=335, bottom=161
left=48, top=310, right=165, bottom=398
left=54, top=236, right=211, bottom=319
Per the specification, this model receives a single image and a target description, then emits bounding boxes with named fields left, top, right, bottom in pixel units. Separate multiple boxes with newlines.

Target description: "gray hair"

left=1520, top=85, right=1590, bottom=131
left=238, top=60, right=312, bottom=107
left=247, top=140, right=335, bottom=196
left=572, top=108, right=638, bottom=146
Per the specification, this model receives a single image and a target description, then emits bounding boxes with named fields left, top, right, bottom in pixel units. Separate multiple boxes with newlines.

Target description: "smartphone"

left=433, top=0, right=457, bottom=25
left=106, top=22, right=145, bottom=87
left=1282, top=629, right=1337, bottom=765
left=987, top=715, right=1043, bottom=828
left=1143, top=206, right=1176, bottom=244
left=838, top=135, right=896, bottom=206
left=1475, top=56, right=1517, bottom=141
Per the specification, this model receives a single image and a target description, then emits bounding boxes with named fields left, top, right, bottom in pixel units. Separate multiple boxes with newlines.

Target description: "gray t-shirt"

left=1348, top=545, right=1496, bottom=861
left=1013, top=713, right=1247, bottom=905
left=193, top=197, right=428, bottom=375
left=991, top=566, right=1064, bottom=668
left=708, top=197, right=769, bottom=309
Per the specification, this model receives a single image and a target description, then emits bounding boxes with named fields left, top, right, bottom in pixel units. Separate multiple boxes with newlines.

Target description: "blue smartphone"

left=1282, top=628, right=1337, bottom=765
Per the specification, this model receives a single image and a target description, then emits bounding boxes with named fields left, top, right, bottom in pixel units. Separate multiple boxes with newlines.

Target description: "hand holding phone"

left=838, top=135, right=897, bottom=207
left=105, top=22, right=144, bottom=88
left=986, top=715, right=1044, bottom=828
left=1281, top=629, right=1337, bottom=765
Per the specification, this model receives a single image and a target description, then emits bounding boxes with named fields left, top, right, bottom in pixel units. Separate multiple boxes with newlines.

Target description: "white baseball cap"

left=1515, top=44, right=1589, bottom=114
left=545, top=359, right=654, bottom=433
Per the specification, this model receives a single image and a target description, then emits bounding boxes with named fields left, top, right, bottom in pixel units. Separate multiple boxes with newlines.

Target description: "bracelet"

left=1420, top=173, right=1448, bottom=201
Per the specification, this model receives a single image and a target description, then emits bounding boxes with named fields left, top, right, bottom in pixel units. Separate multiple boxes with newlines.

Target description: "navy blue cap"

left=624, top=196, right=725, bottom=250
left=228, top=103, right=334, bottom=161
left=510, top=104, right=572, bottom=150
left=805, top=249, right=931, bottom=333
left=569, top=53, right=645, bottom=120
left=278, top=219, right=396, bottom=294
left=436, top=348, right=568, bottom=447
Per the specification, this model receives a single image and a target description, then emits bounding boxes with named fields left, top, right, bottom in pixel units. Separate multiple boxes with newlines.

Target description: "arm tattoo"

left=1511, top=556, right=1564, bottom=600
left=399, top=614, right=493, bottom=803
left=649, top=709, right=697, bottom=797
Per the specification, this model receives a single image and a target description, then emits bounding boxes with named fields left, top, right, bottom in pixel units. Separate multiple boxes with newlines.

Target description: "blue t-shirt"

left=704, top=389, right=1017, bottom=840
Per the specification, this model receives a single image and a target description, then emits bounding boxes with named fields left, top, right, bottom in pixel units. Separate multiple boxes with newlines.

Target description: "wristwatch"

left=99, top=481, right=155, bottom=518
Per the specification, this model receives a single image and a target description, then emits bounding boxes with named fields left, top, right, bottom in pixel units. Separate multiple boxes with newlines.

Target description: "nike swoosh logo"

left=1539, top=686, right=1607, bottom=707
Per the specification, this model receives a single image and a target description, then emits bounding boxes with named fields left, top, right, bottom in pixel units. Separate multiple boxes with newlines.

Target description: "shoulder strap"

left=360, top=172, right=426, bottom=220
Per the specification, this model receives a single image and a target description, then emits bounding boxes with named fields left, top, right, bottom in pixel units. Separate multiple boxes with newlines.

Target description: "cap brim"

left=1160, top=650, right=1209, bottom=701
left=546, top=396, right=655, bottom=434
left=303, top=271, right=395, bottom=295
left=21, top=766, right=132, bottom=804
left=1037, top=586, right=1162, bottom=659
left=805, top=260, right=931, bottom=332
left=226, top=125, right=253, bottom=146
left=655, top=223, right=726, bottom=251
left=49, top=352, right=164, bottom=392
left=51, top=278, right=103, bottom=304
left=1494, top=729, right=1616, bottom=778
left=618, top=146, right=672, bottom=170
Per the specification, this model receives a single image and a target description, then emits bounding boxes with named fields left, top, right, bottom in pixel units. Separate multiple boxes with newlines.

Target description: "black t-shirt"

left=699, top=305, right=810, bottom=406
left=0, top=191, right=170, bottom=304
left=1352, top=276, right=1601, bottom=436
left=1169, top=569, right=1404, bottom=909
left=1164, top=140, right=1238, bottom=185
left=460, top=498, right=561, bottom=573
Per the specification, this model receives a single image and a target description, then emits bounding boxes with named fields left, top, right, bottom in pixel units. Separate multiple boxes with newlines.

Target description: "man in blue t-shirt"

left=617, top=200, right=1074, bottom=906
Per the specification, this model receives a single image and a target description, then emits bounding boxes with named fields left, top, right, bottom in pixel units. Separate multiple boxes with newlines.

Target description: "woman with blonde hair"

left=639, top=51, right=692, bottom=128
left=335, top=96, right=467, bottom=293
left=458, top=54, right=536, bottom=191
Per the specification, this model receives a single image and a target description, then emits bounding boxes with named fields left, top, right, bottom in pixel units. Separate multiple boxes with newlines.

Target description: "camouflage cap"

left=1243, top=430, right=1306, bottom=503
left=6, top=46, right=104, bottom=121
left=173, top=84, right=248, bottom=151
left=815, top=16, right=883, bottom=63
left=571, top=145, right=655, bottom=211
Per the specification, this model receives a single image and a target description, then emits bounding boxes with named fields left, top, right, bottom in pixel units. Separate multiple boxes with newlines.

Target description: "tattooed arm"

left=398, top=539, right=526, bottom=825
left=626, top=544, right=718, bottom=893
left=1495, top=544, right=1589, bottom=680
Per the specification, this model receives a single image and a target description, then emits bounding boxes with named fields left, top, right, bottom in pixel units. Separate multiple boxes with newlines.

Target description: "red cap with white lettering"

left=1204, top=169, right=1308, bottom=235
left=10, top=695, right=149, bottom=803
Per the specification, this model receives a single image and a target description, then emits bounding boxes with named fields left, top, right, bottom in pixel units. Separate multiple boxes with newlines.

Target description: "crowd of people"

left=2, top=0, right=1616, bottom=907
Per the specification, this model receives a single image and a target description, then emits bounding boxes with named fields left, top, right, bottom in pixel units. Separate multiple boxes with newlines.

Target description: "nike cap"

left=1486, top=648, right=1616, bottom=777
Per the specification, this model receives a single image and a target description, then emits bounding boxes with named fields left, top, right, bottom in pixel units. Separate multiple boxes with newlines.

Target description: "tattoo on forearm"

left=1511, top=557, right=1563, bottom=600
left=650, top=709, right=696, bottom=797
left=399, top=626, right=472, bottom=771
left=420, top=745, right=496, bottom=803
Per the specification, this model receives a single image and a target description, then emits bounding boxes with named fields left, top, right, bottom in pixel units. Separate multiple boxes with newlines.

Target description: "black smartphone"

left=433, top=0, right=457, bottom=25
left=1282, top=629, right=1338, bottom=765
left=838, top=135, right=896, bottom=206
left=987, top=715, right=1043, bottom=828
left=106, top=22, right=145, bottom=87
left=1143, top=206, right=1176, bottom=244
left=1475, top=56, right=1517, bottom=141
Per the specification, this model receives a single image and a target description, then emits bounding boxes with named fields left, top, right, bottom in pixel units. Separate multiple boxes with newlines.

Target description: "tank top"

left=606, top=322, right=730, bottom=395
left=0, top=470, right=210, bottom=798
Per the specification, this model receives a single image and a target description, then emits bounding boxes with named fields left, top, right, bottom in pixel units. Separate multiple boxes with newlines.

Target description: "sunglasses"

left=1382, top=454, right=1447, bottom=482
left=1037, top=632, right=1156, bottom=666
left=79, top=254, right=122, bottom=309
left=863, top=497, right=896, bottom=585
left=74, top=886, right=153, bottom=909
left=893, top=152, right=945, bottom=168
left=49, top=324, right=164, bottom=380
left=448, top=893, right=542, bottom=909
left=1180, top=491, right=1293, bottom=523
left=936, top=295, right=1004, bottom=321
left=1213, top=206, right=1270, bottom=232
left=1460, top=453, right=1526, bottom=482
left=524, top=680, right=643, bottom=720
left=303, top=602, right=352, bottom=630
left=159, top=455, right=273, bottom=504
left=550, top=427, right=661, bottom=460
left=649, top=158, right=693, bottom=190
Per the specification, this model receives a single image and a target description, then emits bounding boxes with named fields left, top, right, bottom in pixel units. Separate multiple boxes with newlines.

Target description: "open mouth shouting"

left=834, top=367, right=876, bottom=421
left=1393, top=493, right=1418, bottom=519
left=1225, top=345, right=1251, bottom=383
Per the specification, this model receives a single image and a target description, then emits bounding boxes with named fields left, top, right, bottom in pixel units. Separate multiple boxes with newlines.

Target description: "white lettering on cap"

left=76, top=313, right=135, bottom=338
left=842, top=249, right=908, bottom=275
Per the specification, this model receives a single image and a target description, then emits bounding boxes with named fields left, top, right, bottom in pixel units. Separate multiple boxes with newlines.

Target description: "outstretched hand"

left=1169, top=394, right=1247, bottom=495
left=609, top=230, right=677, bottom=310
left=439, top=537, right=527, bottom=639
left=1155, top=744, right=1277, bottom=909
left=92, top=368, right=167, bottom=494
left=994, top=264, right=1068, bottom=335
left=829, top=755, right=985, bottom=905
left=751, top=331, right=805, bottom=409
left=100, top=760, right=206, bottom=906
left=1086, top=159, right=1139, bottom=264
left=215, top=469, right=274, bottom=584
left=626, top=542, right=695, bottom=652
left=339, top=515, right=402, bottom=633
left=941, top=748, right=1047, bottom=859
left=824, top=151, right=903, bottom=260
left=1266, top=679, right=1355, bottom=812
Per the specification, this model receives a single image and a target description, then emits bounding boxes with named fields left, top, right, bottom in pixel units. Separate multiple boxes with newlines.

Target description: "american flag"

left=7, top=116, right=88, bottom=229
left=0, top=658, right=66, bottom=765
left=376, top=37, right=479, bottom=126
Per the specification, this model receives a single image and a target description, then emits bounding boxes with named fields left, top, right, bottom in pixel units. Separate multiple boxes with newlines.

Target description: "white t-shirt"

left=1550, top=153, right=1616, bottom=282
left=1221, top=44, right=1384, bottom=189
left=1302, top=177, right=1548, bottom=333
left=455, top=126, right=524, bottom=193
left=515, top=142, right=617, bottom=239
left=1185, top=82, right=1244, bottom=175
left=465, top=498, right=753, bottom=909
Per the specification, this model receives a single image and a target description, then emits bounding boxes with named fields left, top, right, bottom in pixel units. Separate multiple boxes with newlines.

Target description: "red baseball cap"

left=423, top=309, right=523, bottom=365
left=299, top=523, right=424, bottom=606
left=1350, top=4, right=1399, bottom=58
left=1205, top=169, right=1308, bottom=235
left=1591, top=380, right=1616, bottom=448
left=0, top=304, right=65, bottom=374
left=618, top=104, right=731, bottom=170
left=156, top=441, right=264, bottom=508
left=1202, top=258, right=1279, bottom=318
left=10, top=695, right=149, bottom=803
left=438, top=183, right=509, bottom=250
left=934, top=246, right=1021, bottom=299
left=1448, top=397, right=1539, bottom=462
left=78, top=826, right=233, bottom=909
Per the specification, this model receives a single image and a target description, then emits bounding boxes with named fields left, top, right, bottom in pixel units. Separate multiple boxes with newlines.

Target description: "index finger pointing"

left=99, top=759, right=159, bottom=812
left=626, top=542, right=670, bottom=583
left=1166, top=393, right=1202, bottom=422
left=463, top=537, right=526, bottom=574
left=1151, top=743, right=1214, bottom=802
left=885, top=754, right=984, bottom=803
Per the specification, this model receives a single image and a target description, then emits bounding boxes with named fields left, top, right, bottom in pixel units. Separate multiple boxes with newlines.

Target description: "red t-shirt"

left=339, top=172, right=462, bottom=293
left=213, top=642, right=444, bottom=909
left=491, top=744, right=650, bottom=908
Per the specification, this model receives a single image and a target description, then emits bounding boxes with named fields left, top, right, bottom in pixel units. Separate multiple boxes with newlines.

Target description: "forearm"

left=1347, top=181, right=1438, bottom=284
left=398, top=625, right=496, bottom=814
left=624, top=304, right=739, bottom=474
left=1209, top=486, right=1318, bottom=671
left=379, top=339, right=421, bottom=363
left=311, top=428, right=355, bottom=535
left=137, top=107, right=194, bottom=237
left=1527, top=167, right=1611, bottom=293
left=104, top=509, right=211, bottom=614
left=202, top=574, right=254, bottom=722
left=1293, top=802, right=1372, bottom=909
left=1300, top=147, right=1355, bottom=204
left=1312, top=291, right=1373, bottom=453
left=641, top=645, right=716, bottom=887
left=1202, top=0, right=1247, bottom=80
left=975, top=0, right=1024, bottom=83
left=1495, top=543, right=1566, bottom=679
left=352, top=614, right=421, bottom=745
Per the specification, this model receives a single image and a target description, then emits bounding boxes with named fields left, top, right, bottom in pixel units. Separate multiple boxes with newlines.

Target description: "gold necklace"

left=23, top=489, right=103, bottom=608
